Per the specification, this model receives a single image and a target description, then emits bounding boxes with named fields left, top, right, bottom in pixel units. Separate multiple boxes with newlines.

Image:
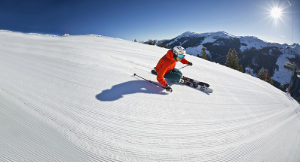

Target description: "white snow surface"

left=186, top=36, right=217, bottom=57
left=239, top=36, right=270, bottom=51
left=272, top=52, right=295, bottom=84
left=1, top=31, right=300, bottom=162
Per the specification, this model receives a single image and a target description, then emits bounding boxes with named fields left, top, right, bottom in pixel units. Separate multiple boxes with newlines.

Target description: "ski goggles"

left=178, top=54, right=185, bottom=59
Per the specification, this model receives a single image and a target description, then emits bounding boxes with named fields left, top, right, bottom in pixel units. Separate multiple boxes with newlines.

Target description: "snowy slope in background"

left=272, top=49, right=295, bottom=84
left=172, top=31, right=236, bottom=58
left=1, top=31, right=300, bottom=162
left=165, top=31, right=296, bottom=53
left=239, top=36, right=270, bottom=51
left=178, top=31, right=236, bottom=39
left=239, top=36, right=290, bottom=52
left=159, top=31, right=300, bottom=86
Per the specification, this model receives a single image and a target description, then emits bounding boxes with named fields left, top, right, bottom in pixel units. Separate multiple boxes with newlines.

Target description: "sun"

left=271, top=7, right=282, bottom=19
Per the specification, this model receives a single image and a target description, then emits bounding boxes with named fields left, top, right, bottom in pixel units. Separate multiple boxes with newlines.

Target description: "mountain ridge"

left=160, top=31, right=299, bottom=50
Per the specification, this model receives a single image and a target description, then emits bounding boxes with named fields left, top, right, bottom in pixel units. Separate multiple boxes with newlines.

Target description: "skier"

left=154, top=46, right=192, bottom=92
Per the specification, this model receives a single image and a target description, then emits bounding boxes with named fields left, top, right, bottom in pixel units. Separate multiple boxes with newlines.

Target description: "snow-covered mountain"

left=160, top=31, right=298, bottom=53
left=157, top=31, right=300, bottom=85
left=1, top=30, right=300, bottom=162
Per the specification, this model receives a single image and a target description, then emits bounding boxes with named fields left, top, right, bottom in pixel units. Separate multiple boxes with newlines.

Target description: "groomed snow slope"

left=1, top=31, right=300, bottom=162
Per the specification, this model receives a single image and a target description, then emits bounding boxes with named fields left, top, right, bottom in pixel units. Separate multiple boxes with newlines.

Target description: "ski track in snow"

left=1, top=31, right=300, bottom=162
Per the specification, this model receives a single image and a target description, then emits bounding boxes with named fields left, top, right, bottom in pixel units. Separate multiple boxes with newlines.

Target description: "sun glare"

left=271, top=7, right=282, bottom=19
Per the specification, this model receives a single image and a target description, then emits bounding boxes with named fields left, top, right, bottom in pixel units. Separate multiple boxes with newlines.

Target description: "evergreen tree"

left=267, top=76, right=274, bottom=85
left=232, top=49, right=239, bottom=70
left=257, top=67, right=273, bottom=85
left=239, top=65, right=244, bottom=73
left=225, top=48, right=233, bottom=68
left=265, top=70, right=273, bottom=85
left=153, top=40, right=157, bottom=46
left=148, top=40, right=153, bottom=45
left=225, top=48, right=241, bottom=70
left=158, top=44, right=170, bottom=49
left=257, top=67, right=266, bottom=80
left=148, top=40, right=156, bottom=45
left=201, top=48, right=208, bottom=60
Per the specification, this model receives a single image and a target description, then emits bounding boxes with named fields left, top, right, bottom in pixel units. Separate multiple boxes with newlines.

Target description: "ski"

left=151, top=68, right=213, bottom=93
left=178, top=78, right=213, bottom=93
left=181, top=76, right=210, bottom=87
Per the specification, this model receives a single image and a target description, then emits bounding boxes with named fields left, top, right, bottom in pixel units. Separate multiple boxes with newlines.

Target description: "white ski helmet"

left=173, top=46, right=186, bottom=59
left=173, top=46, right=186, bottom=60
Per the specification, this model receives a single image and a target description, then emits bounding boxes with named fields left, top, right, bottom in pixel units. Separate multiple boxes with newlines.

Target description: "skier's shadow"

left=96, top=80, right=167, bottom=101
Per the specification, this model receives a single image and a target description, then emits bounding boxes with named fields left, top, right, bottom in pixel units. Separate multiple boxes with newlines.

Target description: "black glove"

left=165, top=85, right=173, bottom=92
left=188, top=62, right=193, bottom=66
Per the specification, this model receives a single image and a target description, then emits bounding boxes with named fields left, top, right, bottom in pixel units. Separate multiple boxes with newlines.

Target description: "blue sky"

left=0, top=0, right=299, bottom=44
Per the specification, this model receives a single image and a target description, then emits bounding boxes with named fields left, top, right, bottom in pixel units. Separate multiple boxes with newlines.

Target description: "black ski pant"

left=164, top=68, right=182, bottom=83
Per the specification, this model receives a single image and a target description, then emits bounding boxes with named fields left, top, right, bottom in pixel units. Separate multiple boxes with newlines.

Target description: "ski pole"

left=178, top=65, right=188, bottom=70
left=133, top=73, right=166, bottom=89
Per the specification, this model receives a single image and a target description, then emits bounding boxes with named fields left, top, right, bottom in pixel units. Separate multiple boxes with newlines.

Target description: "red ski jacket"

left=155, top=49, right=189, bottom=87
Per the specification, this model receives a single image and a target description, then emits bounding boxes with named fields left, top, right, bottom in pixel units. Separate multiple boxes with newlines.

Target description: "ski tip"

left=133, top=73, right=136, bottom=76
